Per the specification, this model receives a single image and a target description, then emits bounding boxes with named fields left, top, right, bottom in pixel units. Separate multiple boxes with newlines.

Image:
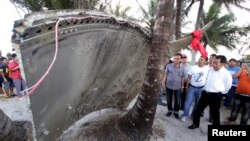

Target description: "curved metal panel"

left=12, top=11, right=150, bottom=141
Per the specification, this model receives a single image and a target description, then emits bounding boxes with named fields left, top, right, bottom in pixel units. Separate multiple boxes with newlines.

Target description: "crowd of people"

left=0, top=50, right=26, bottom=98
left=1, top=48, right=249, bottom=127
left=160, top=53, right=250, bottom=128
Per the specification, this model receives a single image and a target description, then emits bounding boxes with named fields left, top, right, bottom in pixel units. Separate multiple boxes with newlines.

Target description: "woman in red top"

left=228, top=63, right=250, bottom=125
left=8, top=54, right=26, bottom=96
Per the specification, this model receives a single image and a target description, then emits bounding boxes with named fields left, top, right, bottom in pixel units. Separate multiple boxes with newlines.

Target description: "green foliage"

left=213, top=0, right=250, bottom=12
left=241, top=54, right=250, bottom=62
left=137, top=0, right=158, bottom=32
left=203, top=3, right=250, bottom=51
left=81, top=0, right=99, bottom=10
left=11, top=0, right=42, bottom=11
left=109, top=1, right=131, bottom=18
left=46, top=0, right=74, bottom=10
left=10, top=0, right=100, bottom=11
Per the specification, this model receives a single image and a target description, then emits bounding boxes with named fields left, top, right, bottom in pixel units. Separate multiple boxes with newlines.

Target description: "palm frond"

left=184, top=0, right=198, bottom=16
left=234, top=4, right=250, bottom=12
left=202, top=2, right=250, bottom=51
left=148, top=0, right=158, bottom=18
left=213, top=0, right=250, bottom=13
left=204, top=3, right=220, bottom=23
left=135, top=0, right=149, bottom=19
left=121, top=6, right=131, bottom=17
left=136, top=0, right=158, bottom=32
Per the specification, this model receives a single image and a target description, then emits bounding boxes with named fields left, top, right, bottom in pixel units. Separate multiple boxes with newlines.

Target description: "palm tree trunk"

left=175, top=0, right=183, bottom=39
left=191, top=0, right=204, bottom=65
left=195, top=0, right=204, bottom=29
left=88, top=0, right=96, bottom=10
left=117, top=0, right=175, bottom=140
left=204, top=43, right=208, bottom=48
left=74, top=0, right=82, bottom=9
left=0, top=109, right=16, bottom=141
left=204, top=40, right=208, bottom=49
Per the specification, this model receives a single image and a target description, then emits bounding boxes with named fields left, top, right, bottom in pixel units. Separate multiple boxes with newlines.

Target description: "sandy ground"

left=0, top=94, right=248, bottom=141
left=0, top=95, right=33, bottom=121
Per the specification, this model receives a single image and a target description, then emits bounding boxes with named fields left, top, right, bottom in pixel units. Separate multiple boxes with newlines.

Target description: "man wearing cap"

left=0, top=50, right=5, bottom=94
left=180, top=54, right=191, bottom=111
left=224, top=58, right=241, bottom=108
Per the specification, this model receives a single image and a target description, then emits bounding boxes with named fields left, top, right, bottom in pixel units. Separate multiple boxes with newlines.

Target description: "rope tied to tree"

left=191, top=29, right=208, bottom=58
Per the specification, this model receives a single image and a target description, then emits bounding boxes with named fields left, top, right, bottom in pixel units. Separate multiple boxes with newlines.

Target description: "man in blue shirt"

left=162, top=53, right=185, bottom=119
left=0, top=53, right=5, bottom=95
left=224, top=58, right=241, bottom=107
left=0, top=57, right=12, bottom=97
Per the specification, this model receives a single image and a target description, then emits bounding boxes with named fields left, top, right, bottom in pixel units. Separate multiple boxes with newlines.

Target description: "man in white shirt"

left=208, top=54, right=217, bottom=67
left=189, top=55, right=232, bottom=129
left=181, top=57, right=209, bottom=122
left=207, top=54, right=217, bottom=122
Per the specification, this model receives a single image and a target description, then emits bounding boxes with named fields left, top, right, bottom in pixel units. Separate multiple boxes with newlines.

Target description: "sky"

left=1, top=0, right=250, bottom=61
left=182, top=0, right=250, bottom=61
left=0, top=0, right=25, bottom=55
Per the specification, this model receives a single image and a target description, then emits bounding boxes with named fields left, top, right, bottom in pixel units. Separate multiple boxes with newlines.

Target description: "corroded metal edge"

left=11, top=10, right=151, bottom=45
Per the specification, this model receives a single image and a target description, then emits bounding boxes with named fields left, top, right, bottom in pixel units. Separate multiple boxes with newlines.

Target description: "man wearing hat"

left=180, top=54, right=191, bottom=111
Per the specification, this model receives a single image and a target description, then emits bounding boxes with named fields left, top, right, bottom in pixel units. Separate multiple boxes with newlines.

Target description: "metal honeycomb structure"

left=12, top=10, right=151, bottom=141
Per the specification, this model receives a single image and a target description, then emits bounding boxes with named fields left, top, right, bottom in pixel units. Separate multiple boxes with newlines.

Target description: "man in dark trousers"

left=162, top=53, right=185, bottom=119
left=188, top=55, right=232, bottom=129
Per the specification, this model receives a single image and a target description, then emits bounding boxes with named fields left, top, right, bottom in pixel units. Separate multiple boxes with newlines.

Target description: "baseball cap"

left=181, top=54, right=187, bottom=58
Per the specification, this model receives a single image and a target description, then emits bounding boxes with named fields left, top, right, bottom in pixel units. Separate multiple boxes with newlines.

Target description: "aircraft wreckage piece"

left=12, top=10, right=212, bottom=141
left=12, top=10, right=151, bottom=141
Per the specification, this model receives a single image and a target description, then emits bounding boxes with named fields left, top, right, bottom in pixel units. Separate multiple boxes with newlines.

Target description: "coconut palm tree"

left=186, top=0, right=250, bottom=64
left=213, top=0, right=250, bottom=12
left=74, top=0, right=99, bottom=10
left=117, top=0, right=175, bottom=140
left=195, top=0, right=205, bottom=29
left=175, top=0, right=194, bottom=39
left=184, top=0, right=250, bottom=19
left=10, top=0, right=42, bottom=11
left=202, top=3, right=250, bottom=51
left=175, top=0, right=184, bottom=39
left=108, top=1, right=131, bottom=18
left=136, top=0, right=158, bottom=33
left=10, top=0, right=101, bottom=11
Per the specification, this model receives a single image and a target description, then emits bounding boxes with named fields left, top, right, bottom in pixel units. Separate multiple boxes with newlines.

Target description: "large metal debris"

left=12, top=10, right=150, bottom=141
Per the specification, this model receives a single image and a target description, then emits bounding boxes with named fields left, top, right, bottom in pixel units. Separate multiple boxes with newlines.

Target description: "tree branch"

left=184, top=0, right=197, bottom=16
left=170, top=21, right=214, bottom=53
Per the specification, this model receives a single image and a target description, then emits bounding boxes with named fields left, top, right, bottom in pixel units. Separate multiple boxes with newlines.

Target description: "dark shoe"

left=174, top=113, right=179, bottom=119
left=166, top=112, right=172, bottom=117
left=188, top=124, right=199, bottom=129
left=160, top=103, right=167, bottom=106
left=201, top=112, right=204, bottom=117
left=157, top=102, right=167, bottom=106
left=11, top=93, right=17, bottom=97
left=209, top=118, right=213, bottom=123
left=225, top=120, right=236, bottom=125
